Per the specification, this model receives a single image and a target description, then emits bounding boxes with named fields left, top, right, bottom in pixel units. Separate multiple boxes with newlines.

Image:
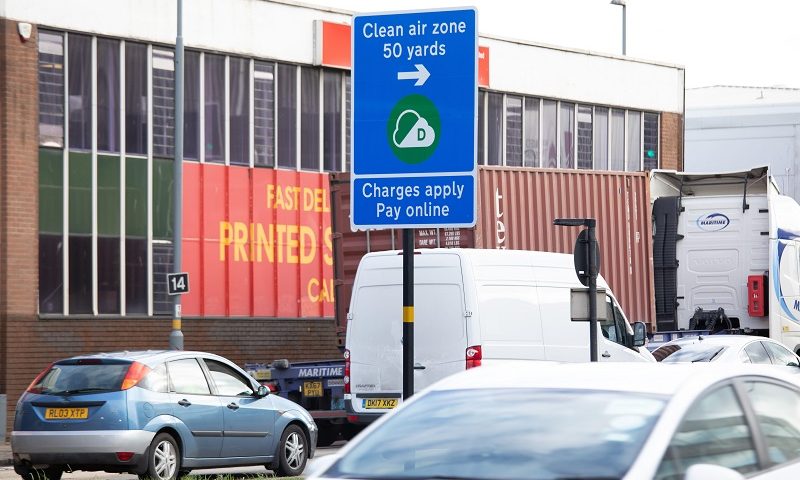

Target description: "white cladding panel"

left=686, top=124, right=799, bottom=201
left=484, top=37, right=684, bottom=114
left=2, top=0, right=351, bottom=65
left=3, top=0, right=684, bottom=115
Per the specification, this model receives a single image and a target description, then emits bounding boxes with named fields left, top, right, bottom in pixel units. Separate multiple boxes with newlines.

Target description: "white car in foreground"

left=311, top=362, right=800, bottom=480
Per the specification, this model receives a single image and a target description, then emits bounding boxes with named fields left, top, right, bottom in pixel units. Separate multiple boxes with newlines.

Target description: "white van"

left=344, top=248, right=654, bottom=423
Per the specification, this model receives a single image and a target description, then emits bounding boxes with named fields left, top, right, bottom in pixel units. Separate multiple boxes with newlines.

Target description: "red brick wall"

left=1, top=19, right=40, bottom=437
left=661, top=112, right=684, bottom=171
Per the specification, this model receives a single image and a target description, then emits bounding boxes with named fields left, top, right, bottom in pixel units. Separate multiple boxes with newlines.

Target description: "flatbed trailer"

left=244, top=359, right=361, bottom=446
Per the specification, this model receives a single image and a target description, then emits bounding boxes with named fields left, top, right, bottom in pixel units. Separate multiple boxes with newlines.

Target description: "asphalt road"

left=0, top=445, right=341, bottom=480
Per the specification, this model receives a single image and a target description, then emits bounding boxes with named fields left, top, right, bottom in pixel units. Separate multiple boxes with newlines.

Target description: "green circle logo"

left=387, top=94, right=441, bottom=164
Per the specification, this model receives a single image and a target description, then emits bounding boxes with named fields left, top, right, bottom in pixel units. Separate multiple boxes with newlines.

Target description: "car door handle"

left=178, top=399, right=192, bottom=407
left=413, top=363, right=426, bottom=370
left=602, top=351, right=612, bottom=358
left=227, top=402, right=240, bottom=410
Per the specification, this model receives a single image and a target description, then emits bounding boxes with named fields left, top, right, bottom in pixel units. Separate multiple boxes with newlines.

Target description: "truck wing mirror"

left=633, top=322, right=647, bottom=347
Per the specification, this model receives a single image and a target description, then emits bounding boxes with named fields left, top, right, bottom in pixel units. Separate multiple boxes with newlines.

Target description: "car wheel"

left=139, top=432, right=180, bottom=480
left=17, top=467, right=62, bottom=480
left=275, top=424, right=308, bottom=476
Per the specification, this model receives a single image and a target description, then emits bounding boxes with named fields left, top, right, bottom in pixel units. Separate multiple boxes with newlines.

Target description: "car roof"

left=427, top=362, right=798, bottom=397
left=54, top=350, right=230, bottom=366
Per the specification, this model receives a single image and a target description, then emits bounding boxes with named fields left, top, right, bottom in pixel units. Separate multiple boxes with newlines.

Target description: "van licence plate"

left=45, top=407, right=88, bottom=420
left=363, top=398, right=398, bottom=409
left=303, top=381, right=323, bottom=397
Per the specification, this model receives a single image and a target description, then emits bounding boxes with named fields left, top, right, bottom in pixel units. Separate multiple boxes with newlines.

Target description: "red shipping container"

left=331, top=167, right=655, bottom=333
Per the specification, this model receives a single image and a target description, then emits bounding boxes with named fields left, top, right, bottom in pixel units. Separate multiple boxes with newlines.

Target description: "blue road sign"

left=351, top=8, right=477, bottom=230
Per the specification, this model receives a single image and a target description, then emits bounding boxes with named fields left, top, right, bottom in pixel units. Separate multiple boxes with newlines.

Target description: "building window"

left=126, top=42, right=148, bottom=156
left=97, top=39, right=120, bottom=153
left=69, top=152, right=92, bottom=314
left=97, top=155, right=121, bottom=314
left=126, top=157, right=148, bottom=314
left=523, top=97, right=539, bottom=168
left=38, top=31, right=64, bottom=148
left=152, top=158, right=174, bottom=315
left=542, top=100, right=557, bottom=168
left=487, top=92, right=503, bottom=166
left=229, top=57, right=250, bottom=166
left=185, top=51, right=201, bottom=160
left=300, top=66, right=320, bottom=171
left=626, top=111, right=642, bottom=171
left=277, top=63, right=297, bottom=169
left=68, top=34, right=92, bottom=151
left=153, top=49, right=175, bottom=158
left=643, top=112, right=659, bottom=170
left=610, top=108, right=625, bottom=171
left=254, top=61, right=275, bottom=167
left=559, top=102, right=575, bottom=169
left=39, top=148, right=64, bottom=314
left=505, top=95, right=523, bottom=167
left=152, top=49, right=199, bottom=160
left=594, top=107, right=609, bottom=170
left=204, top=54, right=225, bottom=163
left=577, top=105, right=593, bottom=170
left=323, top=70, right=342, bottom=172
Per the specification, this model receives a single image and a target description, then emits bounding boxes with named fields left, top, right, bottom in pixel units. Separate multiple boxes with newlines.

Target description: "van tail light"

left=344, top=349, right=351, bottom=394
left=26, top=363, right=54, bottom=394
left=120, top=362, right=151, bottom=390
left=466, top=345, right=482, bottom=369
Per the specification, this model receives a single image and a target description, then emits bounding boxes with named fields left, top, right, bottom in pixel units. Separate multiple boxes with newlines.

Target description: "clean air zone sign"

left=351, top=8, right=477, bottom=230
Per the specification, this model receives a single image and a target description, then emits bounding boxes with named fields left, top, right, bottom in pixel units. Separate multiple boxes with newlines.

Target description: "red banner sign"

left=182, top=163, right=334, bottom=318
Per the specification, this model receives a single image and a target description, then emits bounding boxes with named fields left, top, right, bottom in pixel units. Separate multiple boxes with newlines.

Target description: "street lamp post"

left=610, top=0, right=626, bottom=55
left=170, top=0, right=185, bottom=350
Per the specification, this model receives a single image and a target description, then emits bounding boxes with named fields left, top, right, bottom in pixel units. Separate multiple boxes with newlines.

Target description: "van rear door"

left=347, top=252, right=467, bottom=417
left=413, top=282, right=467, bottom=391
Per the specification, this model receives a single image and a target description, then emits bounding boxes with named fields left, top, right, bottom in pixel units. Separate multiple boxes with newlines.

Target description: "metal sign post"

left=554, top=218, right=600, bottom=362
left=352, top=8, right=478, bottom=400
left=402, top=229, right=414, bottom=400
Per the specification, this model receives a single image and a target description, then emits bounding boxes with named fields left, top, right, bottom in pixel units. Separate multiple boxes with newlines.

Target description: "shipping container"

left=331, top=167, right=655, bottom=334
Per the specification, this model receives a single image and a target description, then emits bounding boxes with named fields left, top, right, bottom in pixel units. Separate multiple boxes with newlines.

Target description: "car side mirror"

left=684, top=464, right=744, bottom=480
left=256, top=385, right=270, bottom=397
left=633, top=322, right=647, bottom=347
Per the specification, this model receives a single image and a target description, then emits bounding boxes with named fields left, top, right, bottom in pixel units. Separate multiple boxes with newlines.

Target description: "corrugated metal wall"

left=331, top=167, right=655, bottom=330
left=476, top=167, right=655, bottom=327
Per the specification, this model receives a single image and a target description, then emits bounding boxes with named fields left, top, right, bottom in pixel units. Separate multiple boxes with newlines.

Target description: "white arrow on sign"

left=397, top=64, right=430, bottom=87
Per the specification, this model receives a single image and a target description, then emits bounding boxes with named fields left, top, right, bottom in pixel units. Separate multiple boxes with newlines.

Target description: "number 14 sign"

left=167, top=272, right=190, bottom=295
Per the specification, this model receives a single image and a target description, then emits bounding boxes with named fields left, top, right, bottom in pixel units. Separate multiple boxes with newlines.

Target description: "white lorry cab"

left=344, top=248, right=653, bottom=424
left=650, top=166, right=800, bottom=353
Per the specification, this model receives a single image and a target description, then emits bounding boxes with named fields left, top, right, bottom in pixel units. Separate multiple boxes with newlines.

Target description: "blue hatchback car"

left=11, top=350, right=317, bottom=480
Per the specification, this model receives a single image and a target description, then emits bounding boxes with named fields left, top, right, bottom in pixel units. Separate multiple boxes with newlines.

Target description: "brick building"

left=0, top=0, right=685, bottom=436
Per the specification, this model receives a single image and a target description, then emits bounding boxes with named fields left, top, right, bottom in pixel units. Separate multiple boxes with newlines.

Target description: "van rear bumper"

left=345, top=399, right=384, bottom=424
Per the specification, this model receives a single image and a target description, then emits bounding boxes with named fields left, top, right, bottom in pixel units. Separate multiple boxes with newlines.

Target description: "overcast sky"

left=309, top=0, right=800, bottom=89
